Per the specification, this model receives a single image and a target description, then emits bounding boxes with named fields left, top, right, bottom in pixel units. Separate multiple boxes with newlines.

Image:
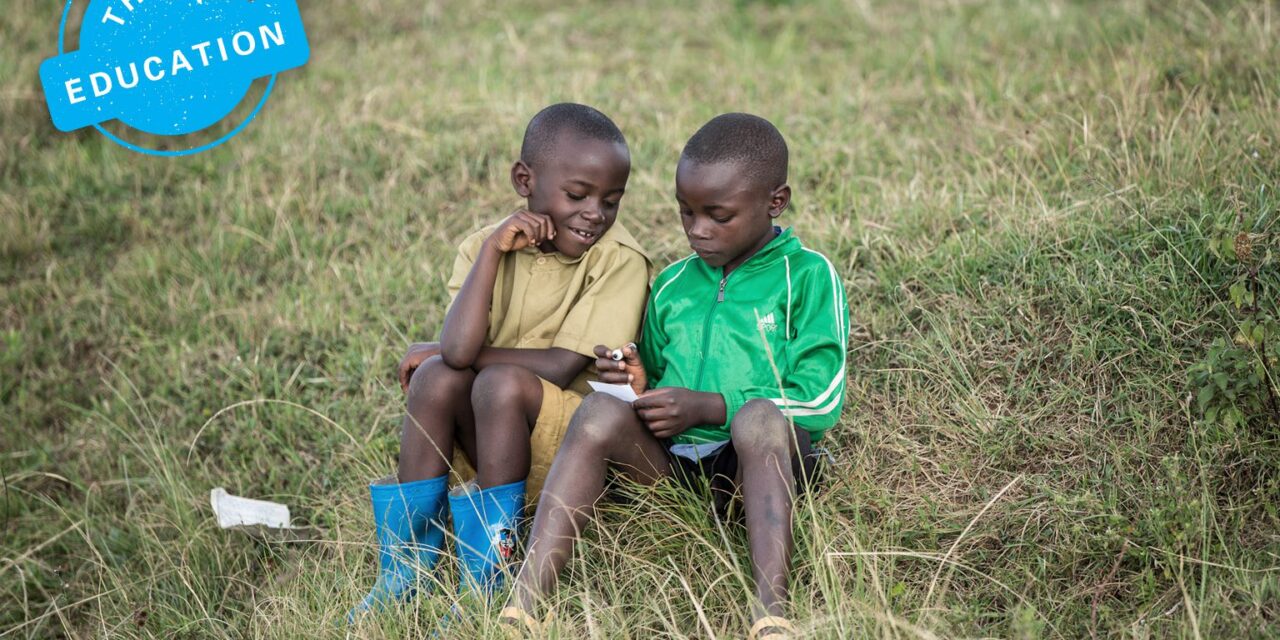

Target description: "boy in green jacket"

left=501, top=113, right=849, bottom=639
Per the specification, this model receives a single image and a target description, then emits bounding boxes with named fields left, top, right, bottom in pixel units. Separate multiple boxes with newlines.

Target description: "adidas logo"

left=757, top=311, right=778, bottom=334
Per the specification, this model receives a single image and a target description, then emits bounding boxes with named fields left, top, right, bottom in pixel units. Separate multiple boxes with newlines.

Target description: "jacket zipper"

left=694, top=273, right=728, bottom=388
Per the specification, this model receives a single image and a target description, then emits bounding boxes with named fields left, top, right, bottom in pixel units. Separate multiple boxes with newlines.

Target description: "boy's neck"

left=721, top=226, right=780, bottom=277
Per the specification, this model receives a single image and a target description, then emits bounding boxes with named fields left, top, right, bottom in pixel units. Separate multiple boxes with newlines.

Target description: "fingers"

left=621, top=342, right=641, bottom=364
left=399, top=364, right=414, bottom=393
left=511, top=215, right=537, bottom=241
left=635, top=390, right=683, bottom=436
left=593, top=345, right=619, bottom=372
left=595, top=356, right=626, bottom=372
left=594, top=343, right=643, bottom=389
left=633, top=388, right=671, bottom=409
left=515, top=210, right=555, bottom=242
left=512, top=218, right=539, bottom=245
left=636, top=402, right=678, bottom=423
left=598, top=370, right=631, bottom=384
left=596, top=354, right=629, bottom=374
left=524, top=211, right=555, bottom=240
left=635, top=409, right=668, bottom=424
left=643, top=419, right=678, bottom=439
left=495, top=209, right=557, bottom=252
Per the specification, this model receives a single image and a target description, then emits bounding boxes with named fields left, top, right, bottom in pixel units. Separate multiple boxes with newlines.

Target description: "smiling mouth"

left=568, top=227, right=600, bottom=243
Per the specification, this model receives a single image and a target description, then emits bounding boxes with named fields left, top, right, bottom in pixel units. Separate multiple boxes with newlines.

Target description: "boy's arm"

left=551, top=248, right=651, bottom=360
left=633, top=387, right=726, bottom=439
left=524, top=245, right=650, bottom=388
left=471, top=346, right=589, bottom=389
left=635, top=262, right=850, bottom=439
left=400, top=342, right=586, bottom=392
left=722, top=263, right=850, bottom=436
left=632, top=275, right=720, bottom=438
left=439, top=209, right=556, bottom=369
left=636, top=279, right=669, bottom=386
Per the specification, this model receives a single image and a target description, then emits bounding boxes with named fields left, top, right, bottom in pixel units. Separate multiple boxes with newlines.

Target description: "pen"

left=610, top=343, right=637, bottom=361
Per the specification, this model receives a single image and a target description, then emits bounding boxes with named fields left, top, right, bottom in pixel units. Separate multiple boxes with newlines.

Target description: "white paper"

left=588, top=381, right=639, bottom=404
left=210, top=487, right=294, bottom=529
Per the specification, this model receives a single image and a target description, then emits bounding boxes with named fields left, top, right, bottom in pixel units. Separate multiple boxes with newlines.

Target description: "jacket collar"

left=732, top=226, right=802, bottom=274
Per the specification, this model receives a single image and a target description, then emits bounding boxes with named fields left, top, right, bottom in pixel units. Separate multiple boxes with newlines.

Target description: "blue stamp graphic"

left=39, top=0, right=310, bottom=156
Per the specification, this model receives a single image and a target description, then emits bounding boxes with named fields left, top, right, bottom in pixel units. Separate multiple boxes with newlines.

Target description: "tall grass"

left=3, top=0, right=1278, bottom=637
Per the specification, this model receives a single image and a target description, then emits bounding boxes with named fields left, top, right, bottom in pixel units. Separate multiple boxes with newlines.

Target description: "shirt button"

left=536, top=257, right=547, bottom=265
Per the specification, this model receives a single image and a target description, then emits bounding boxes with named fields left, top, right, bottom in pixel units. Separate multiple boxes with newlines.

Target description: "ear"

left=767, top=184, right=791, bottom=218
left=510, top=160, right=534, bottom=198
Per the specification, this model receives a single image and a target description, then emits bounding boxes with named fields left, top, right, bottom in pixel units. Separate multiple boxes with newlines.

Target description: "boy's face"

left=675, top=158, right=789, bottom=272
left=512, top=135, right=631, bottom=259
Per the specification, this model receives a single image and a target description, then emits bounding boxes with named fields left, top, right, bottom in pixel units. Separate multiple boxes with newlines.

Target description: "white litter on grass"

left=210, top=487, right=294, bottom=529
left=588, top=380, right=639, bottom=404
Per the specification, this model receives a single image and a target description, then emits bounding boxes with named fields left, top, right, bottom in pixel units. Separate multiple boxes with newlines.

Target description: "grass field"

left=3, top=0, right=1280, bottom=637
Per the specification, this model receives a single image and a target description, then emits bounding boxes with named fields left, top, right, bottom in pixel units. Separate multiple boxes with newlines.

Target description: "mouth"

left=566, top=226, right=601, bottom=244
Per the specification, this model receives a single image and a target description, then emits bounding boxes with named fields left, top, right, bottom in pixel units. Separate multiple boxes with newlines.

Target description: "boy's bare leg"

left=509, top=393, right=671, bottom=612
left=397, top=355, right=478, bottom=483
left=469, top=364, right=544, bottom=488
left=731, top=399, right=808, bottom=620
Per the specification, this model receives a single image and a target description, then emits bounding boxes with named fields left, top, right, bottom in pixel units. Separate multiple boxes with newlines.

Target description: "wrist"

left=480, top=236, right=507, bottom=256
left=699, top=391, right=727, bottom=426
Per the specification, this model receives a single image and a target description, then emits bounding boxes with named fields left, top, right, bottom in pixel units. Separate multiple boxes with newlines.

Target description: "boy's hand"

left=398, top=342, right=441, bottom=392
left=486, top=209, right=556, bottom=254
left=633, top=387, right=725, bottom=439
left=593, top=343, right=646, bottom=397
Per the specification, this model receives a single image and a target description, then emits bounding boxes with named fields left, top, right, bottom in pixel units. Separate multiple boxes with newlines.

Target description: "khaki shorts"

left=449, top=377, right=582, bottom=504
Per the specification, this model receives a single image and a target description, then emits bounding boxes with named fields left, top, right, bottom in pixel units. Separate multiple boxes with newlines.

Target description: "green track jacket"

left=639, top=228, right=850, bottom=444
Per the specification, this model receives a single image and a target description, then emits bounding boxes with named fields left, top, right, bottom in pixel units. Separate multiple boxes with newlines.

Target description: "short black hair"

left=519, top=103, right=627, bottom=167
left=680, top=113, right=788, bottom=190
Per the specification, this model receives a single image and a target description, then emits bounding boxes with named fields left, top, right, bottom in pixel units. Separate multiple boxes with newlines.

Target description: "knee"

left=470, top=364, right=534, bottom=406
left=729, top=399, right=790, bottom=453
left=566, top=393, right=634, bottom=448
left=406, top=356, right=472, bottom=409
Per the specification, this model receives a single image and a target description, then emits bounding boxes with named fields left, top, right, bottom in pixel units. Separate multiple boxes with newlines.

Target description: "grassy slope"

left=2, top=0, right=1278, bottom=637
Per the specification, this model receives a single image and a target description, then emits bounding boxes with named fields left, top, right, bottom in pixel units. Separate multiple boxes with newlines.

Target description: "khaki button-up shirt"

left=446, top=221, right=653, bottom=395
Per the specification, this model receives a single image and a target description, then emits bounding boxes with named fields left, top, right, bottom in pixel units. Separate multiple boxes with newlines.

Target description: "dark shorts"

left=664, top=423, right=826, bottom=519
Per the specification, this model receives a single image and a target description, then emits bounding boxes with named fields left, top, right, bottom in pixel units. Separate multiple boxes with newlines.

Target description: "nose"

left=688, top=216, right=714, bottom=241
left=580, top=201, right=605, bottom=224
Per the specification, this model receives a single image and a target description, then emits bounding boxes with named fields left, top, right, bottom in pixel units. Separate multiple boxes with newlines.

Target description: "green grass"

left=3, top=0, right=1279, bottom=637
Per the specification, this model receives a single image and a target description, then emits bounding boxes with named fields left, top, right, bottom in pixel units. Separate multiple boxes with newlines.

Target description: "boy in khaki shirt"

left=441, top=218, right=650, bottom=491
left=348, top=104, right=651, bottom=621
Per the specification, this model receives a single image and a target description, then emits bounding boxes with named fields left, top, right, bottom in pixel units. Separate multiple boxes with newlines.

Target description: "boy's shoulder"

left=650, top=253, right=703, bottom=302
left=760, top=230, right=840, bottom=283
left=587, top=221, right=650, bottom=267
left=787, top=244, right=841, bottom=279
left=455, top=222, right=500, bottom=259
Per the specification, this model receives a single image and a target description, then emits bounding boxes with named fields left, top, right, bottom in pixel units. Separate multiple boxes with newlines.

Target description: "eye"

left=712, top=215, right=733, bottom=224
left=679, top=209, right=692, bottom=218
left=604, top=200, right=620, bottom=209
left=566, top=192, right=586, bottom=201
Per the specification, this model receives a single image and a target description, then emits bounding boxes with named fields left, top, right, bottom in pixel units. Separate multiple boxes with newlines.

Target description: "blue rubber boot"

left=448, top=480, right=526, bottom=595
left=347, top=474, right=448, bottom=623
